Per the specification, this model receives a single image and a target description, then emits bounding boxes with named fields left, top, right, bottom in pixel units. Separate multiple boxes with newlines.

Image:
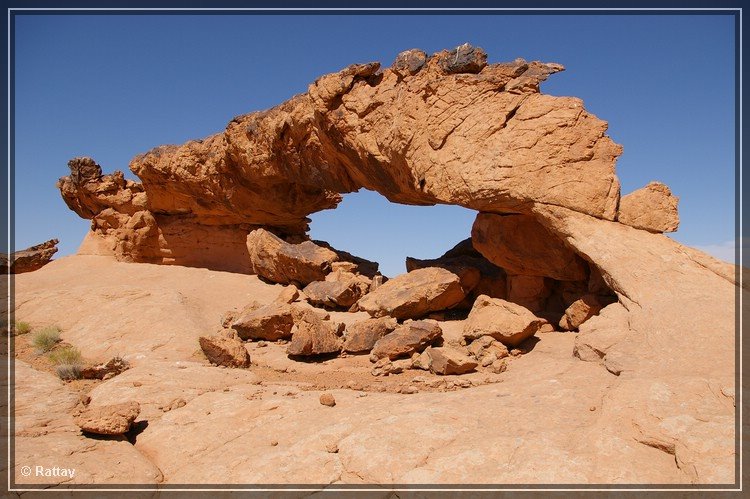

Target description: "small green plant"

left=14, top=321, right=31, bottom=335
left=48, top=345, right=83, bottom=365
left=31, top=326, right=61, bottom=353
left=49, top=345, right=83, bottom=381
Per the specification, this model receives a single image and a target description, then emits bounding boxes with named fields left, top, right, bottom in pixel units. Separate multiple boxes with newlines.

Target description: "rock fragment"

left=75, top=401, right=140, bottom=436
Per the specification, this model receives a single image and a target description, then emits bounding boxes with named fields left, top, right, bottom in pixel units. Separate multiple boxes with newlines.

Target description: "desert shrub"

left=14, top=321, right=31, bottom=335
left=49, top=345, right=83, bottom=381
left=48, top=345, right=83, bottom=365
left=31, top=326, right=61, bottom=353
left=55, top=363, right=82, bottom=381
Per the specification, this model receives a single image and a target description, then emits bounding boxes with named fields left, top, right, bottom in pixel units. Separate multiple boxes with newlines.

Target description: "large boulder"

left=370, top=320, right=442, bottom=361
left=471, top=213, right=588, bottom=281
left=5, top=239, right=59, bottom=274
left=617, top=181, right=679, bottom=233
left=198, top=329, right=251, bottom=368
left=75, top=401, right=140, bottom=436
left=303, top=271, right=370, bottom=309
left=463, top=295, right=546, bottom=347
left=286, top=310, right=343, bottom=357
left=357, top=267, right=467, bottom=319
left=425, top=347, right=478, bottom=375
left=342, top=317, right=399, bottom=354
left=232, top=303, right=298, bottom=341
left=247, top=229, right=338, bottom=285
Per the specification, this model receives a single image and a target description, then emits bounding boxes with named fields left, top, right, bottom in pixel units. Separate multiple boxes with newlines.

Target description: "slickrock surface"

left=13, top=254, right=739, bottom=484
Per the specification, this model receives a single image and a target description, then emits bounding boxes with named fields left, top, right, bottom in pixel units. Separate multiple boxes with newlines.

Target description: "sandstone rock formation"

left=287, top=309, right=343, bottom=357
left=370, top=320, right=442, bottom=361
left=37, top=45, right=741, bottom=485
left=559, top=294, right=605, bottom=331
left=357, top=267, right=467, bottom=319
left=463, top=295, right=547, bottom=346
left=58, top=45, right=625, bottom=277
left=199, top=329, right=251, bottom=368
left=4, top=239, right=59, bottom=274
left=342, top=316, right=398, bottom=354
left=232, top=303, right=299, bottom=341
left=617, top=181, right=679, bottom=233
left=75, top=401, right=140, bottom=436
left=303, top=271, right=370, bottom=309
left=425, top=347, right=478, bottom=375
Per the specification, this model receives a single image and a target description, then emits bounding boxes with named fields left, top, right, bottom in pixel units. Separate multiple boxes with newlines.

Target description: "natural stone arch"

left=58, top=45, right=623, bottom=285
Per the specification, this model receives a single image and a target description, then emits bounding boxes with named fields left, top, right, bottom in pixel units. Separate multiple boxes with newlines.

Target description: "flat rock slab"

left=370, top=320, right=442, bottom=361
left=463, top=295, right=546, bottom=347
left=75, top=401, right=141, bottom=435
left=357, top=267, right=466, bottom=320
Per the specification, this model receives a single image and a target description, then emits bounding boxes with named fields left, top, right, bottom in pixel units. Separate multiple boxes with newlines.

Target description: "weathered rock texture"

left=199, top=329, right=251, bottom=368
left=617, top=181, right=679, bottom=233
left=4, top=239, right=59, bottom=274
left=357, top=267, right=467, bottom=319
left=75, top=401, right=141, bottom=436
left=59, top=45, right=627, bottom=275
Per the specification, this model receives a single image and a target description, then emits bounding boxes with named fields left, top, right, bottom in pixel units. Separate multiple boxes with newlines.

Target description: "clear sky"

left=13, top=12, right=736, bottom=277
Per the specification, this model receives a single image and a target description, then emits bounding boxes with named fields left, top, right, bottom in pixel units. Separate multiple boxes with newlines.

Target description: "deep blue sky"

left=14, top=13, right=736, bottom=277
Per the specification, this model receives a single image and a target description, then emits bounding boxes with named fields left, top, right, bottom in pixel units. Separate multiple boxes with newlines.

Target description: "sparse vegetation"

left=31, top=326, right=61, bottom=353
left=49, top=345, right=83, bottom=381
left=14, top=321, right=31, bottom=335
left=48, top=345, right=83, bottom=365
left=55, top=363, right=82, bottom=381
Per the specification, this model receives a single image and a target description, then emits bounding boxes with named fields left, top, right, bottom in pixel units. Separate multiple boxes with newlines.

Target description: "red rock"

left=198, top=329, right=251, bottom=368
left=75, top=401, right=140, bottom=436
left=463, top=295, right=546, bottom=347
left=286, top=310, right=342, bottom=357
left=6, top=239, right=59, bottom=274
left=472, top=213, right=588, bottom=281
left=232, top=303, right=298, bottom=341
left=618, top=181, right=679, bottom=233
left=370, top=320, right=442, bottom=361
left=247, top=229, right=338, bottom=285
left=342, top=317, right=398, bottom=354
left=357, top=267, right=466, bottom=320
left=559, top=294, right=606, bottom=331
left=425, top=347, right=478, bottom=375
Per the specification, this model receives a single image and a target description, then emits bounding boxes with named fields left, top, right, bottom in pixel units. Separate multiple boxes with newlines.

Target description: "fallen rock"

left=370, top=320, right=442, bottom=361
left=466, top=336, right=509, bottom=361
left=618, top=181, right=679, bottom=233
left=472, top=213, right=588, bottom=281
left=559, top=294, right=605, bottom=331
left=303, top=272, right=369, bottom=309
left=436, top=43, right=487, bottom=74
left=247, top=229, right=339, bottom=285
left=287, top=310, right=342, bottom=357
left=425, top=347, right=478, bottom=375
left=75, top=401, right=140, bottom=436
left=371, top=357, right=412, bottom=376
left=232, top=303, right=303, bottom=341
left=198, top=329, right=251, bottom=368
left=392, top=48, right=428, bottom=75
left=274, top=285, right=300, bottom=304
left=6, top=239, right=59, bottom=274
left=319, top=393, right=336, bottom=407
left=80, top=357, right=130, bottom=380
left=342, top=317, right=399, bottom=354
left=463, top=295, right=546, bottom=347
left=411, top=350, right=432, bottom=371
left=357, top=267, right=467, bottom=320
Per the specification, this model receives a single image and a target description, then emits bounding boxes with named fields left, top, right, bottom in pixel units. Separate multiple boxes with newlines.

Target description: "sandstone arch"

left=53, top=44, right=742, bottom=483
